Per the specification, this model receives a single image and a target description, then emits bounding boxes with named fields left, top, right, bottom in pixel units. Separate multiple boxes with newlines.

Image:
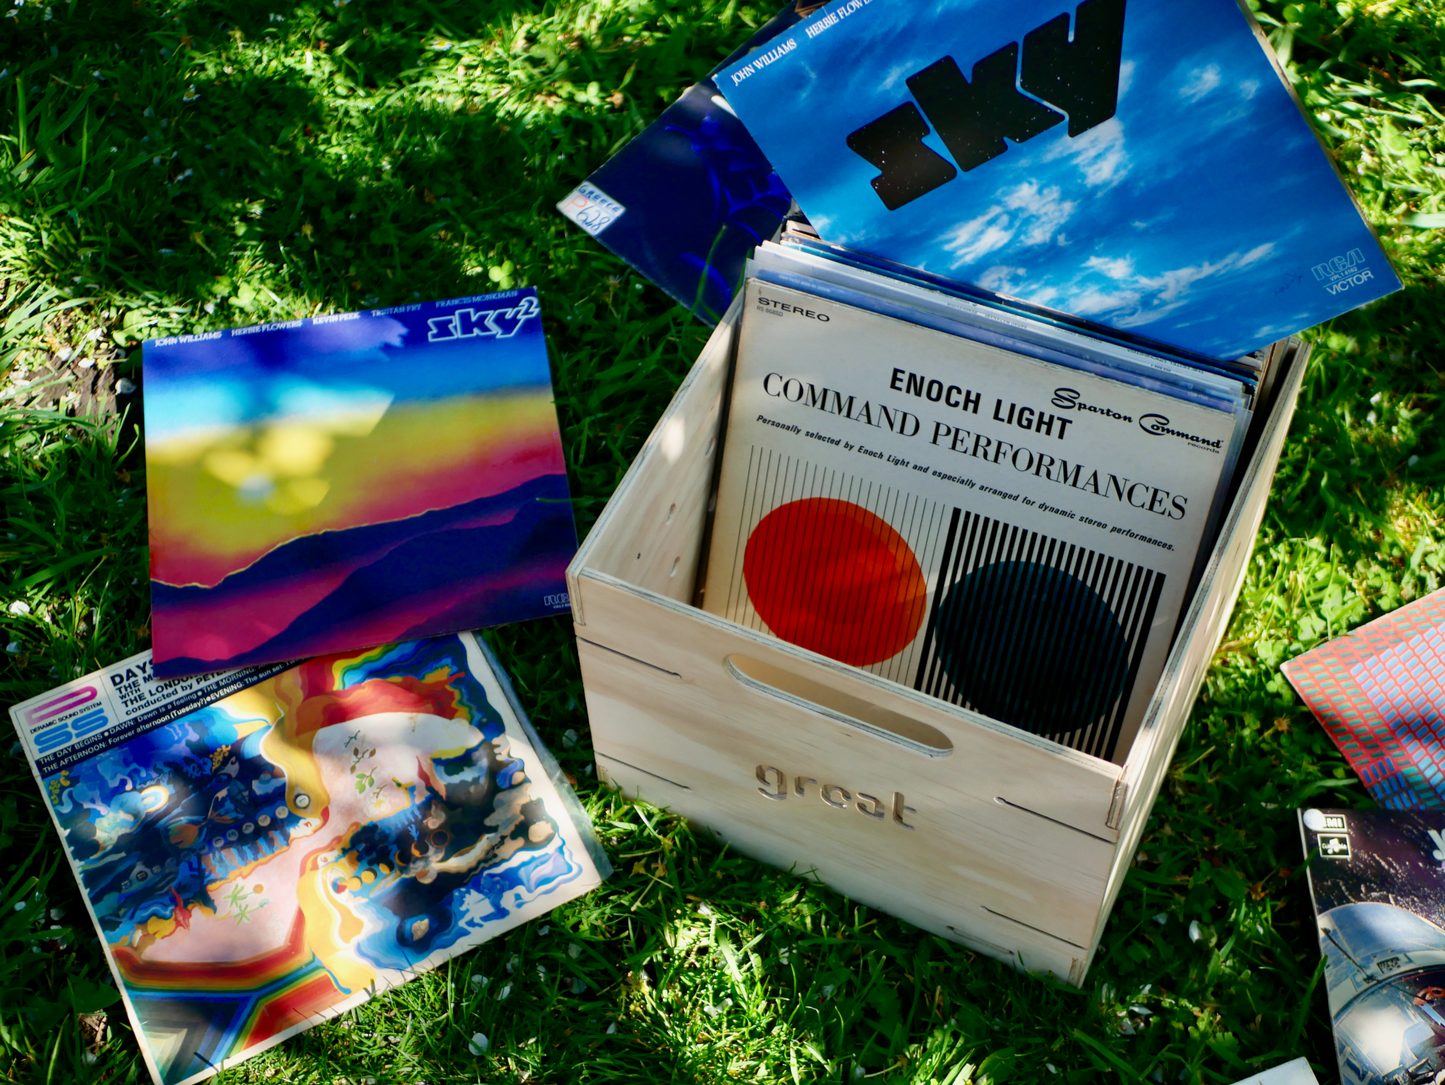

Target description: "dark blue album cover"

left=718, top=0, right=1401, bottom=359
left=557, top=3, right=818, bottom=321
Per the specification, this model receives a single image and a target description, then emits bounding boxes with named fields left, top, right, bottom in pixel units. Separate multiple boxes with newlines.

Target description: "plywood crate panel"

left=567, top=298, right=1308, bottom=984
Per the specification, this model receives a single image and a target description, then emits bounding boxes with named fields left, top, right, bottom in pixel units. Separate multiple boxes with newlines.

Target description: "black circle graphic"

left=934, top=560, right=1129, bottom=736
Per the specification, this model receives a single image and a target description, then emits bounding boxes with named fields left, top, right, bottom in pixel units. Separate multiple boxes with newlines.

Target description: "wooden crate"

left=566, top=298, right=1308, bottom=984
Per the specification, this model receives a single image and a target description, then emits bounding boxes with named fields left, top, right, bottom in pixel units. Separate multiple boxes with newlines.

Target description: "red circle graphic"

left=742, top=497, right=927, bottom=666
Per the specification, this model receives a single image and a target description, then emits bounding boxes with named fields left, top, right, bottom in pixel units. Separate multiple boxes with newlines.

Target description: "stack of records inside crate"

left=697, top=230, right=1280, bottom=761
left=581, top=0, right=1405, bottom=764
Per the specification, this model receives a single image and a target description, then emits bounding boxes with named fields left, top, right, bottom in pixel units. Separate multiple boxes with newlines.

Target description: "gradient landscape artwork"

left=142, top=290, right=577, bottom=677
left=9, top=634, right=607, bottom=1085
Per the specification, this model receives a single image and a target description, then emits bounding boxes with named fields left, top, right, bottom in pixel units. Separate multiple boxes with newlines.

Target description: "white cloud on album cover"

left=1180, top=64, right=1223, bottom=103
left=1030, top=242, right=1279, bottom=328
left=1117, top=59, right=1136, bottom=99
left=939, top=182, right=1077, bottom=264
left=1043, top=117, right=1130, bottom=188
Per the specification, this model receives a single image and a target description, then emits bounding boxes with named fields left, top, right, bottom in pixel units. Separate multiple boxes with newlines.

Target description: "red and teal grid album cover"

left=1282, top=588, right=1445, bottom=809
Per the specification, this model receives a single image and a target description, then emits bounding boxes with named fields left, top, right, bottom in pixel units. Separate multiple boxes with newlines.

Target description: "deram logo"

left=18, top=684, right=98, bottom=727
left=30, top=702, right=110, bottom=755
left=427, top=295, right=540, bottom=342
left=847, top=0, right=1126, bottom=209
left=1311, top=248, right=1374, bottom=296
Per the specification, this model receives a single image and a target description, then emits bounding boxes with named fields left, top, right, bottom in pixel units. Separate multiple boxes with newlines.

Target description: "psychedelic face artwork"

left=142, top=290, right=577, bottom=678
left=1284, top=588, right=1445, bottom=809
left=40, top=635, right=603, bottom=1085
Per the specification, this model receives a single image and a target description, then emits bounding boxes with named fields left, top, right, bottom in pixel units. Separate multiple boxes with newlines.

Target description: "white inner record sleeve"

left=702, top=278, right=1241, bottom=762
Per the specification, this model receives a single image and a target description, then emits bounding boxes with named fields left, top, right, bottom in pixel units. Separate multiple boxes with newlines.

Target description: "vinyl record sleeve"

left=717, top=0, right=1400, bottom=359
left=1299, top=808, right=1445, bottom=1085
left=8, top=633, right=609, bottom=1085
left=750, top=240, right=1253, bottom=410
left=1283, top=588, right=1445, bottom=810
left=554, top=0, right=820, bottom=320
left=142, top=290, right=578, bottom=678
left=701, top=278, right=1240, bottom=760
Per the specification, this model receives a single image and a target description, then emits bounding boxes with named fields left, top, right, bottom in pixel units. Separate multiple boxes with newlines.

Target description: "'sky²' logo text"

left=428, top=295, right=540, bottom=342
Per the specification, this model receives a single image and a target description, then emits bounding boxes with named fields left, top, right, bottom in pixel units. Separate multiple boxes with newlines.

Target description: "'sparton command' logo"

left=427, top=295, right=540, bottom=342
left=846, top=0, right=1126, bottom=209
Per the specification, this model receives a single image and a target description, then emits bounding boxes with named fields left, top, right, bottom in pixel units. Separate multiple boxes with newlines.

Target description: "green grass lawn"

left=2, top=0, right=1444, bottom=1081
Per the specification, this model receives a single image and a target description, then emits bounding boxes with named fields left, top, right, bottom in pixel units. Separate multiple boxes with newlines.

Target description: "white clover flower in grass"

left=8, top=601, right=30, bottom=615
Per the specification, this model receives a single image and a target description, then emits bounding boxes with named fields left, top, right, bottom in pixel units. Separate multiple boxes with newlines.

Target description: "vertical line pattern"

left=716, top=456, right=1165, bottom=758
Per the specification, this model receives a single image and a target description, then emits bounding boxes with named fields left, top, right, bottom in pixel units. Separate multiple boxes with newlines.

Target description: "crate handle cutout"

left=724, top=654, right=953, bottom=757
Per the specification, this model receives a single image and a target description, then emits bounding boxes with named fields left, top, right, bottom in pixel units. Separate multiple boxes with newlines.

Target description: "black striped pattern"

left=913, top=508, right=1164, bottom=760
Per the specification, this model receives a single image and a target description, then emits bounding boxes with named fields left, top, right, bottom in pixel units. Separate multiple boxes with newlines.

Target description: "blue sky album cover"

left=719, top=0, right=1400, bottom=359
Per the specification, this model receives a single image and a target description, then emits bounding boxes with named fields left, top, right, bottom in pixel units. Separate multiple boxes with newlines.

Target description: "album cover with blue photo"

left=556, top=2, right=821, bottom=321
left=718, top=0, right=1400, bottom=359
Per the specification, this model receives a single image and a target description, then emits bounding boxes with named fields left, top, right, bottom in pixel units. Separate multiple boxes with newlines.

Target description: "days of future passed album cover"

left=142, top=290, right=577, bottom=678
left=8, top=632, right=610, bottom=1085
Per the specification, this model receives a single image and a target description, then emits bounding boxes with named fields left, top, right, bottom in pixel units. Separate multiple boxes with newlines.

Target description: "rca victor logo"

left=1311, top=248, right=1375, bottom=295
left=755, top=765, right=917, bottom=829
left=846, top=0, right=1126, bottom=209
